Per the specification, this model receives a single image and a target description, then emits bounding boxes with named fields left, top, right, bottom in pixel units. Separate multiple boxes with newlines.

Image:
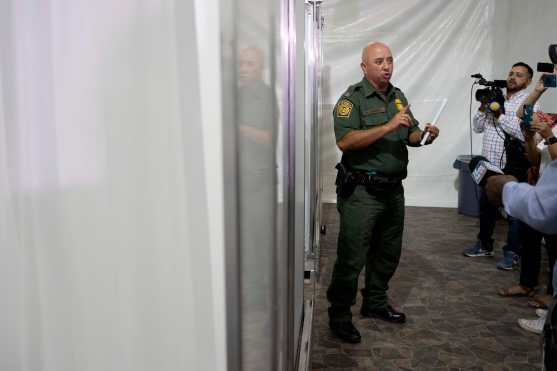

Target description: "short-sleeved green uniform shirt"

left=333, top=78, right=421, bottom=179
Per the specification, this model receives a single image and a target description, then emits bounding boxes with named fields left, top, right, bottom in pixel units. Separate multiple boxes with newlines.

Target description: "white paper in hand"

left=420, top=98, right=447, bottom=146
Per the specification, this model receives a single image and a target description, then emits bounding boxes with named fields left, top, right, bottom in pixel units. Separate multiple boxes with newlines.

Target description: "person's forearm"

left=337, top=125, right=393, bottom=151
left=517, top=90, right=544, bottom=119
left=502, top=168, right=557, bottom=235
left=524, top=138, right=541, bottom=166
left=502, top=181, right=531, bottom=221
left=549, top=142, right=557, bottom=161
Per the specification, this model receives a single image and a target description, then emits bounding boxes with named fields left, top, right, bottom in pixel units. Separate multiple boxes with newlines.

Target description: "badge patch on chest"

left=336, top=99, right=353, bottom=118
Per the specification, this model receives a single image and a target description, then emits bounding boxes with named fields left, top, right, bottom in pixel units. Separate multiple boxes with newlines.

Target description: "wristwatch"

left=544, top=136, right=557, bottom=145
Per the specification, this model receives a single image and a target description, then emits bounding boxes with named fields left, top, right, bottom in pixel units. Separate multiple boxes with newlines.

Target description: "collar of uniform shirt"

left=361, top=77, right=395, bottom=99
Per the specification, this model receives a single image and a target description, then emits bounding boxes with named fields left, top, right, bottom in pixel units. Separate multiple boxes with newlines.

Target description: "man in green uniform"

left=327, top=42, right=440, bottom=343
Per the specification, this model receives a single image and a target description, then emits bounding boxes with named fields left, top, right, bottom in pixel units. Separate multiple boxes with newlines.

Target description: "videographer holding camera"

left=464, top=62, right=539, bottom=271
left=486, top=48, right=557, bottom=231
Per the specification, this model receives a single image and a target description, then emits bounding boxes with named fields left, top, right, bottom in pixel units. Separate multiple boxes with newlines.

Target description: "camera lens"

left=475, top=88, right=490, bottom=103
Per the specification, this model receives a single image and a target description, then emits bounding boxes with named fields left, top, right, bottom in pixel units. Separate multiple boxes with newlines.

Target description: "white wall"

left=493, top=0, right=557, bottom=110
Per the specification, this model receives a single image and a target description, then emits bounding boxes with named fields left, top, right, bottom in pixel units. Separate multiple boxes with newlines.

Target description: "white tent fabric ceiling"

left=320, top=0, right=557, bottom=207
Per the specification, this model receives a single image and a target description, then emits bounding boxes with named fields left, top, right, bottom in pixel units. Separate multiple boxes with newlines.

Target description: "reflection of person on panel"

left=236, top=46, right=276, bottom=323
left=238, top=47, right=273, bottom=146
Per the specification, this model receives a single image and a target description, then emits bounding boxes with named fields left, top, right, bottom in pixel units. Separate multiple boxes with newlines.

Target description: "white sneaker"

left=518, top=317, right=545, bottom=334
left=536, top=309, right=548, bottom=318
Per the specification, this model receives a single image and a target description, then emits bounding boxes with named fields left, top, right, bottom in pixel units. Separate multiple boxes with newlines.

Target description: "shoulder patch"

left=336, top=99, right=354, bottom=118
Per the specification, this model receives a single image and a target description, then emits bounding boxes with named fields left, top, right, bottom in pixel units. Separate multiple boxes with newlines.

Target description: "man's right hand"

left=535, top=75, right=548, bottom=93
left=387, top=105, right=412, bottom=130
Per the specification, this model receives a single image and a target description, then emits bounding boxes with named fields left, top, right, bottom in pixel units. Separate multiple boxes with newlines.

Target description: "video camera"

left=471, top=74, right=507, bottom=114
left=537, top=44, right=557, bottom=88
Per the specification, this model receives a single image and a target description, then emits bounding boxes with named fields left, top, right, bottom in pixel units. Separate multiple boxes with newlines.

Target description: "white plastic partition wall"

left=0, top=0, right=317, bottom=370
left=0, top=1, right=226, bottom=371
left=320, top=0, right=557, bottom=207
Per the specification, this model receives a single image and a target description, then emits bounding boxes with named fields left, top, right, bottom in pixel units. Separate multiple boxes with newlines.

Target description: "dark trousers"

left=327, top=185, right=405, bottom=322
left=478, top=188, right=521, bottom=255
left=520, top=223, right=557, bottom=294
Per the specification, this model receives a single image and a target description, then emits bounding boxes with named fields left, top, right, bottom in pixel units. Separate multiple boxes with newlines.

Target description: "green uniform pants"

left=327, top=184, right=405, bottom=322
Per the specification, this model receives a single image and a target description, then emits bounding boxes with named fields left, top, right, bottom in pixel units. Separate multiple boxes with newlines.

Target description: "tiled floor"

left=310, top=204, right=546, bottom=371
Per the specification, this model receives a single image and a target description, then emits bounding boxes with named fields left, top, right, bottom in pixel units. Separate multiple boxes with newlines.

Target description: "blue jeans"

left=505, top=216, right=522, bottom=255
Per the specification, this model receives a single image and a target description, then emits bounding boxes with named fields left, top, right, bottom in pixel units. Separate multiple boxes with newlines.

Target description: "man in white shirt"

left=486, top=68, right=557, bottom=236
left=464, top=62, right=538, bottom=271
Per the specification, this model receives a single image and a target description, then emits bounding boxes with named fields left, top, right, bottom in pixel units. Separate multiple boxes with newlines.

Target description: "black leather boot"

left=361, top=305, right=406, bottom=323
left=329, top=321, right=362, bottom=343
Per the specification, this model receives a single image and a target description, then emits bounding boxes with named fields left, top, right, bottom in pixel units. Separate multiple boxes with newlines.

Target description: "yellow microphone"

left=395, top=98, right=404, bottom=111
left=489, top=101, right=501, bottom=112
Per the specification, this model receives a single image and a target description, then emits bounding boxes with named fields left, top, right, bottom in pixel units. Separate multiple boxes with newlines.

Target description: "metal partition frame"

left=280, top=0, right=297, bottom=369
left=220, top=0, right=241, bottom=368
left=304, top=0, right=324, bottom=276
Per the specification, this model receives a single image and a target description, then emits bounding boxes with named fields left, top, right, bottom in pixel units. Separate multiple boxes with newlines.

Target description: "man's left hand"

left=423, top=124, right=439, bottom=144
left=485, top=175, right=517, bottom=206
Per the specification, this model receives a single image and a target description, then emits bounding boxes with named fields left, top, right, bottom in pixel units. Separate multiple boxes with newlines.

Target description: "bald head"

left=361, top=42, right=390, bottom=64
left=239, top=46, right=265, bottom=85
left=360, top=42, right=393, bottom=91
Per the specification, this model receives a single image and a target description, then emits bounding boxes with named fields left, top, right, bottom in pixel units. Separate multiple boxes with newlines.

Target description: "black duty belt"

left=350, top=171, right=402, bottom=187
left=335, top=162, right=402, bottom=199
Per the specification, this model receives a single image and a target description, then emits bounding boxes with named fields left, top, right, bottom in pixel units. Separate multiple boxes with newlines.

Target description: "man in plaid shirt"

left=464, top=62, right=539, bottom=270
